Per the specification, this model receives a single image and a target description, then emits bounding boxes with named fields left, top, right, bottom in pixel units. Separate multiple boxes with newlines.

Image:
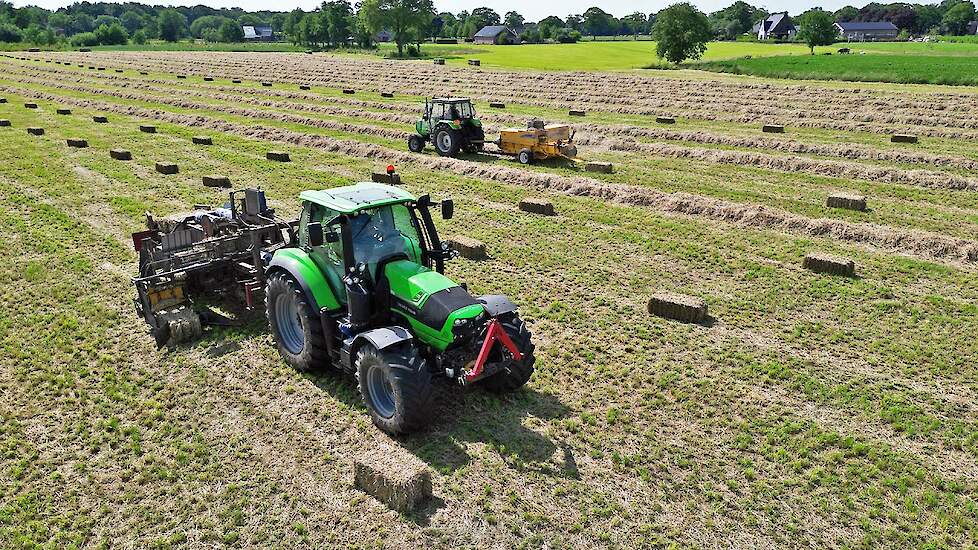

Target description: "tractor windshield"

left=349, top=204, right=422, bottom=278
left=456, top=102, right=475, bottom=119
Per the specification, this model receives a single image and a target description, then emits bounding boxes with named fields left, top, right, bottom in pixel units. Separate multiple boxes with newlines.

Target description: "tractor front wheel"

left=434, top=127, right=462, bottom=157
left=407, top=134, right=425, bottom=153
left=517, top=148, right=533, bottom=165
left=355, top=343, right=433, bottom=434
left=266, top=271, right=329, bottom=372
left=480, top=313, right=535, bottom=393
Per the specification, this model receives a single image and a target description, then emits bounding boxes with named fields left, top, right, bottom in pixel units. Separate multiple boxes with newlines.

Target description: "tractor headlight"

left=453, top=318, right=468, bottom=327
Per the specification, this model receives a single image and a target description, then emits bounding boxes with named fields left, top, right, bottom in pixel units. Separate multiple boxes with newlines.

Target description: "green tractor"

left=132, top=175, right=534, bottom=435
left=407, top=97, right=485, bottom=158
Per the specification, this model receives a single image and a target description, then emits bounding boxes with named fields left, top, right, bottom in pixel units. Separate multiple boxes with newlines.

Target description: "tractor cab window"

left=457, top=102, right=474, bottom=118
left=432, top=102, right=447, bottom=120
left=349, top=204, right=421, bottom=280
left=303, top=203, right=345, bottom=298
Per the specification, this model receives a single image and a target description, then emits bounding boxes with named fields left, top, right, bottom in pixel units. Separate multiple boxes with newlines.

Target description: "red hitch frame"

left=465, top=318, right=523, bottom=383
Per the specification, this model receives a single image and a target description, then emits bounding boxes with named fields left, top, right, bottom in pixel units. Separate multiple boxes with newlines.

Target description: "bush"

left=94, top=23, right=129, bottom=46
left=132, top=30, right=147, bottom=45
left=553, top=28, right=581, bottom=43
left=70, top=32, right=100, bottom=47
left=0, top=23, right=22, bottom=43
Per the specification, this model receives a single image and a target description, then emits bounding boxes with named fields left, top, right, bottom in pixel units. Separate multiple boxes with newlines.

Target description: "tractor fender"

left=478, top=295, right=518, bottom=317
left=267, top=249, right=341, bottom=313
left=352, top=326, right=414, bottom=366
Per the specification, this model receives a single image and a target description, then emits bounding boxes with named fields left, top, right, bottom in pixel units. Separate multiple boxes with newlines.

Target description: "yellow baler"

left=496, top=121, right=579, bottom=164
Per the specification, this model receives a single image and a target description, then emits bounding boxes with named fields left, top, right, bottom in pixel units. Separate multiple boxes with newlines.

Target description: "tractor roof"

left=432, top=97, right=472, bottom=104
left=300, top=182, right=416, bottom=214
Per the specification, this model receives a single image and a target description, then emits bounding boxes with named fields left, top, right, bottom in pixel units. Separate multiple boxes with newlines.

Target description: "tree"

left=322, top=1, right=352, bottom=46
left=157, top=9, right=186, bottom=42
left=914, top=4, right=942, bottom=34
left=359, top=0, right=434, bottom=56
left=68, top=13, right=94, bottom=35
left=132, top=29, right=147, bottom=44
left=833, top=5, right=859, bottom=21
left=797, top=9, right=837, bottom=54
left=942, top=1, right=975, bottom=34
left=709, top=1, right=763, bottom=39
left=470, top=7, right=500, bottom=27
left=120, top=10, right=145, bottom=34
left=298, top=11, right=326, bottom=47
left=0, top=22, right=22, bottom=42
left=504, top=11, right=524, bottom=30
left=94, top=22, right=129, bottom=45
left=583, top=7, right=616, bottom=38
left=219, top=18, right=244, bottom=42
left=190, top=15, right=229, bottom=38
left=283, top=9, right=304, bottom=43
left=537, top=15, right=564, bottom=39
left=620, top=12, right=649, bottom=36
left=565, top=14, right=584, bottom=31
left=652, top=3, right=712, bottom=64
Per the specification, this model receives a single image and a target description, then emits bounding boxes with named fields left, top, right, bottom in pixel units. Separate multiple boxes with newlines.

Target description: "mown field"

left=2, top=51, right=978, bottom=548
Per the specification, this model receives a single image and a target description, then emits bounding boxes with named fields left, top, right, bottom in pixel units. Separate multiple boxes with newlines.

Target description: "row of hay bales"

left=6, top=99, right=293, bottom=187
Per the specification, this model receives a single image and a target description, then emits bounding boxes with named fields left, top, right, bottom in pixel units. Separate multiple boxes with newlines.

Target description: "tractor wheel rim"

left=367, top=365, right=396, bottom=419
left=437, top=132, right=452, bottom=152
left=275, top=293, right=304, bottom=354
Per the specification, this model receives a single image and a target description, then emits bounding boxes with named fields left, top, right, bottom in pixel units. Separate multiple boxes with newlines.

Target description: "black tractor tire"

left=480, top=313, right=535, bottom=393
left=408, top=134, right=425, bottom=153
left=517, top=148, right=533, bottom=165
left=434, top=127, right=462, bottom=157
left=265, top=271, right=329, bottom=372
left=355, top=343, right=433, bottom=435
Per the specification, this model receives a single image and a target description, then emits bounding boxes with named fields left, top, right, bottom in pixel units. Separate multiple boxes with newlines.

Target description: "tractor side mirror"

left=308, top=222, right=324, bottom=247
left=441, top=199, right=454, bottom=220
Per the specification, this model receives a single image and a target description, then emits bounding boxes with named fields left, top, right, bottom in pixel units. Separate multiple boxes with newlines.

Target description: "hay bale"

left=24, top=102, right=37, bottom=109
left=519, top=198, right=556, bottom=216
left=266, top=151, right=291, bottom=162
left=433, top=58, right=445, bottom=65
left=27, top=127, right=44, bottom=136
left=92, top=115, right=108, bottom=123
left=585, top=162, right=613, bottom=174
left=0, top=98, right=6, bottom=103
left=569, top=110, right=586, bottom=117
left=353, top=449, right=432, bottom=514
left=261, top=82, right=272, bottom=87
left=891, top=134, right=918, bottom=144
left=299, top=85, right=311, bottom=90
left=803, top=253, right=855, bottom=277
left=232, top=79, right=242, bottom=84
left=468, top=59, right=481, bottom=66
left=343, top=89, right=355, bottom=94
left=155, top=162, right=179, bottom=175
left=449, top=236, right=487, bottom=260
left=202, top=175, right=231, bottom=188
left=489, top=102, right=506, bottom=109
left=381, top=92, right=394, bottom=98
left=66, top=138, right=88, bottom=148
left=140, top=71, right=148, bottom=75
left=56, top=108, right=71, bottom=115
left=826, top=192, right=867, bottom=212
left=647, top=293, right=708, bottom=324
left=192, top=136, right=213, bottom=145
left=762, top=124, right=784, bottom=133
left=656, top=116, right=676, bottom=124
left=78, top=48, right=91, bottom=52
left=110, top=149, right=132, bottom=160
left=371, top=172, right=401, bottom=185
left=97, top=67, right=106, bottom=71
left=176, top=75, right=187, bottom=79
left=0, top=119, right=9, bottom=127
left=203, top=76, right=213, bottom=81
left=115, top=69, right=124, bottom=73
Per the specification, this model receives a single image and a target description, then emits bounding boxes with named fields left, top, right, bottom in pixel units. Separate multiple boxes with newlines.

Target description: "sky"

left=15, top=0, right=877, bottom=21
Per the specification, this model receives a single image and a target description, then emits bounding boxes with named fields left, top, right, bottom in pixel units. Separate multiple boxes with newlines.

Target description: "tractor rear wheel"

left=266, top=271, right=329, bottom=372
left=355, top=343, right=433, bottom=434
left=517, top=148, right=533, bottom=165
left=434, top=127, right=462, bottom=157
left=480, top=313, right=535, bottom=393
left=408, top=134, right=425, bottom=153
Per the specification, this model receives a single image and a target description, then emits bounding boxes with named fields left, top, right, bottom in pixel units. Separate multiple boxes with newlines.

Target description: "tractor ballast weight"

left=407, top=97, right=485, bottom=158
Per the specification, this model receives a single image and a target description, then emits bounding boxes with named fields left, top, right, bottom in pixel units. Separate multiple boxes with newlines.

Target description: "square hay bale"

left=202, top=175, right=231, bottom=188
left=24, top=102, right=38, bottom=109
left=262, top=82, right=273, bottom=87
left=232, top=79, right=242, bottom=84
left=140, top=71, right=149, bottom=75
left=433, top=58, right=445, bottom=65
left=56, top=108, right=71, bottom=115
left=569, top=109, right=587, bottom=117
left=110, top=149, right=132, bottom=161
left=585, top=161, right=613, bottom=174
left=66, top=138, right=88, bottom=148
left=155, top=162, right=179, bottom=175
left=192, top=136, right=213, bottom=145
left=176, top=75, right=187, bottom=79
left=656, top=116, right=676, bottom=124
left=0, top=119, right=10, bottom=127
left=203, top=76, right=214, bottom=81
left=381, top=92, right=395, bottom=98
left=647, top=293, right=708, bottom=324
left=803, top=253, right=855, bottom=277
left=826, top=192, right=867, bottom=212
left=266, top=151, right=291, bottom=162
left=97, top=67, right=106, bottom=71
left=27, top=127, right=44, bottom=136
left=353, top=449, right=432, bottom=514
left=0, top=98, right=6, bottom=103
left=762, top=124, right=784, bottom=133
left=87, top=66, right=96, bottom=70
left=299, top=85, right=311, bottom=90
left=371, top=172, right=402, bottom=185
left=891, top=134, right=918, bottom=144
left=489, top=102, right=506, bottom=109
left=92, top=115, right=108, bottom=123
left=468, top=59, right=481, bottom=66
left=139, top=125, right=156, bottom=133
left=449, top=236, right=487, bottom=260
left=519, top=198, right=556, bottom=216
left=115, top=69, right=124, bottom=73
left=343, top=89, right=355, bottom=94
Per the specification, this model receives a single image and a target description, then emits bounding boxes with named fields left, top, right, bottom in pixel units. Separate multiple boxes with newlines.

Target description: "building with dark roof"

left=242, top=25, right=274, bottom=41
left=473, top=25, right=519, bottom=45
left=754, top=13, right=795, bottom=40
left=835, top=21, right=899, bottom=41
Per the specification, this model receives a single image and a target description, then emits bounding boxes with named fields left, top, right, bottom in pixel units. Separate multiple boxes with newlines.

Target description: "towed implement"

left=496, top=119, right=579, bottom=165
left=131, top=172, right=535, bottom=434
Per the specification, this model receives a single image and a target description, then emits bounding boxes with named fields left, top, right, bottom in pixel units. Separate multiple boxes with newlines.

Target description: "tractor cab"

left=408, top=98, right=485, bottom=158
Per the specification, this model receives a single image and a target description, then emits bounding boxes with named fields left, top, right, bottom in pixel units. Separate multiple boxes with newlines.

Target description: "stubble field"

left=1, top=51, right=978, bottom=549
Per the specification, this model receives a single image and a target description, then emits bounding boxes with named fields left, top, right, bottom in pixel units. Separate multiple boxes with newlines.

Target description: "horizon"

left=10, top=0, right=915, bottom=22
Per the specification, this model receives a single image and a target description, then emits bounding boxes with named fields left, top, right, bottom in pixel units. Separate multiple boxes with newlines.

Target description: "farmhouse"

left=835, top=21, right=899, bottom=41
left=753, top=12, right=796, bottom=40
left=473, top=25, right=519, bottom=45
left=242, top=25, right=274, bottom=41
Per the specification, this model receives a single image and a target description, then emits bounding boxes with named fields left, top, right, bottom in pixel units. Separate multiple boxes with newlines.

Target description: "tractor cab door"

left=301, top=202, right=347, bottom=302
